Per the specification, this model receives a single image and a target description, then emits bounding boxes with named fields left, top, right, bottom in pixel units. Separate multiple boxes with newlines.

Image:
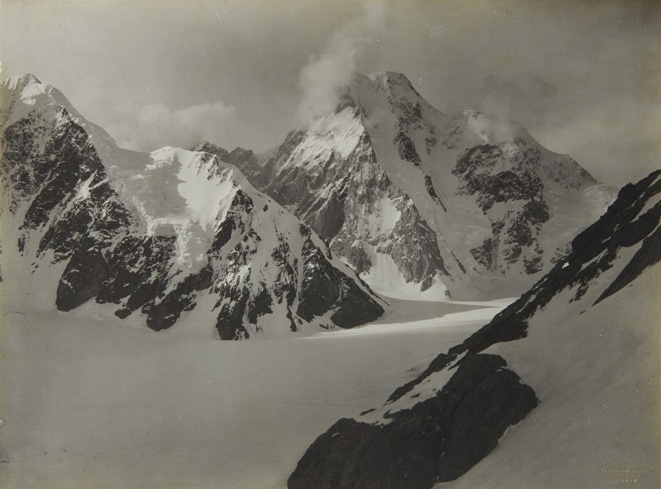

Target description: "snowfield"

left=0, top=293, right=505, bottom=489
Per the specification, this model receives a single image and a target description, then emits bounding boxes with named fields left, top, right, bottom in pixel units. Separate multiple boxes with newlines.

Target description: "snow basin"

left=0, top=294, right=508, bottom=489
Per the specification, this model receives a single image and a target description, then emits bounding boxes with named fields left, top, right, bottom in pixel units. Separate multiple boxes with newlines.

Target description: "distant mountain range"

left=198, top=71, right=617, bottom=300
left=0, top=74, right=385, bottom=339
left=0, top=71, right=622, bottom=338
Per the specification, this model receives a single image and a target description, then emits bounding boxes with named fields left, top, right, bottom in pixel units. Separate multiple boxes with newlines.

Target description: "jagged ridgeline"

left=287, top=169, right=661, bottom=489
left=199, top=72, right=618, bottom=300
left=0, top=74, right=386, bottom=338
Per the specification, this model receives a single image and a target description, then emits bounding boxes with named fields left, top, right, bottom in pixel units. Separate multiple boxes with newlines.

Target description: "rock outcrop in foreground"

left=288, top=169, right=661, bottom=489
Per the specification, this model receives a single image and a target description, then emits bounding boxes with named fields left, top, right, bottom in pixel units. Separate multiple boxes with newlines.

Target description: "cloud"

left=535, top=96, right=661, bottom=185
left=108, top=100, right=237, bottom=152
left=296, top=2, right=386, bottom=125
left=481, top=74, right=559, bottom=125
left=296, top=34, right=357, bottom=124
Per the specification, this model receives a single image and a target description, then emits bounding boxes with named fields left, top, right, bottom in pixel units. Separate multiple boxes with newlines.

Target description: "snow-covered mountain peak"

left=4, top=73, right=53, bottom=98
left=6, top=73, right=46, bottom=98
left=292, top=107, right=366, bottom=162
left=354, top=71, right=420, bottom=98
left=230, top=70, right=611, bottom=300
left=367, top=70, right=413, bottom=85
left=362, top=71, right=421, bottom=98
left=1, top=73, right=120, bottom=167
left=347, top=71, right=438, bottom=123
left=6, top=72, right=42, bottom=87
left=128, top=147, right=232, bottom=227
left=3, top=73, right=78, bottom=117
left=110, top=145, right=287, bottom=273
left=0, top=75, right=387, bottom=336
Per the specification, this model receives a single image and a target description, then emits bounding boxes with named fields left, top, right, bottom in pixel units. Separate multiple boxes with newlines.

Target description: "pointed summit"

left=365, top=71, right=422, bottom=97
left=350, top=71, right=419, bottom=94
left=344, top=71, right=434, bottom=119
left=229, top=71, right=614, bottom=300
left=5, top=73, right=42, bottom=90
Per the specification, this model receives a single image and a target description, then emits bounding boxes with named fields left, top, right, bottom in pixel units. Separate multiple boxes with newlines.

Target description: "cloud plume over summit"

left=296, top=2, right=386, bottom=125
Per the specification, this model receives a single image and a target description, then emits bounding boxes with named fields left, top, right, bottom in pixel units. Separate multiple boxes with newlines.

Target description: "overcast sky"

left=2, top=0, right=659, bottom=184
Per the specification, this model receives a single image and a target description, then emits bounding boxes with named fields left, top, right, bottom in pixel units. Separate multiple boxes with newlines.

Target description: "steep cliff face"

left=288, top=170, right=661, bottom=489
left=197, top=115, right=451, bottom=299
left=0, top=74, right=386, bottom=338
left=0, top=76, right=134, bottom=265
left=222, top=72, right=615, bottom=300
left=262, top=116, right=450, bottom=295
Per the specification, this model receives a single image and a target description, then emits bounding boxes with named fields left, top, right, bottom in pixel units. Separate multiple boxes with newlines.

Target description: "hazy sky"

left=2, top=0, right=659, bottom=184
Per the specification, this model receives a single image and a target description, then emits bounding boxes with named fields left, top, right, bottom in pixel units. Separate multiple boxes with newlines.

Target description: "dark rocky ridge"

left=454, top=142, right=552, bottom=272
left=287, top=169, right=661, bottom=489
left=289, top=354, right=538, bottom=489
left=195, top=140, right=263, bottom=182
left=390, top=170, right=661, bottom=401
left=1, top=75, right=385, bottom=338
left=3, top=108, right=133, bottom=262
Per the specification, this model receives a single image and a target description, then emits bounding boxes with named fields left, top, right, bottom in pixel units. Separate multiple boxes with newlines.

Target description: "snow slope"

left=288, top=170, right=661, bottom=489
left=444, top=257, right=660, bottom=489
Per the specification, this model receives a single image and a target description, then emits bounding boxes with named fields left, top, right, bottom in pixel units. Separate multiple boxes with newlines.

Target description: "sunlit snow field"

left=0, top=290, right=508, bottom=489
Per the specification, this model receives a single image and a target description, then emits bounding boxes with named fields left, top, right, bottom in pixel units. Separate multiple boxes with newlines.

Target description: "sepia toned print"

left=1, top=1, right=659, bottom=488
